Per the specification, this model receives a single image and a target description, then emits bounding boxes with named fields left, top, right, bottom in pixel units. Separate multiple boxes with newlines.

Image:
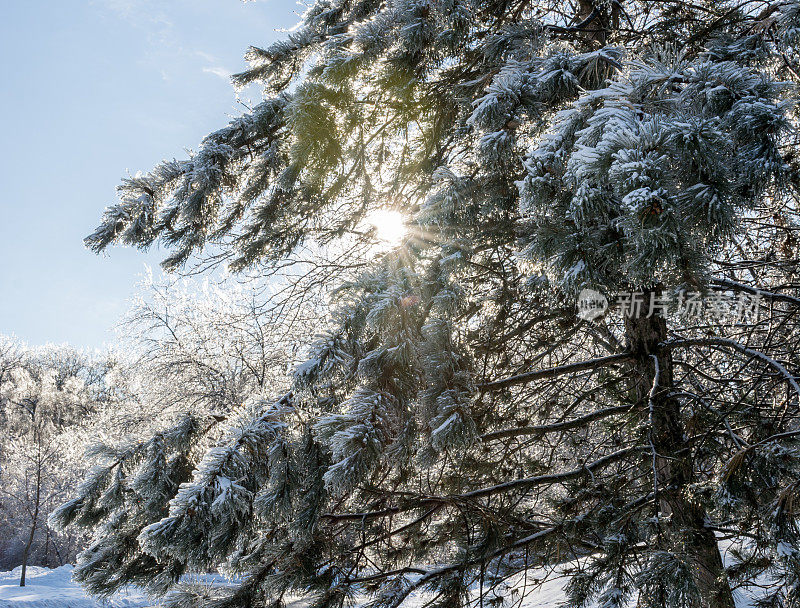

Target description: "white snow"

left=0, top=565, right=570, bottom=608
left=0, top=551, right=766, bottom=608
left=0, top=566, right=148, bottom=607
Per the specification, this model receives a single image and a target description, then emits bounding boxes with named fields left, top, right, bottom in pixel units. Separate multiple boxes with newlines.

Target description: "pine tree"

left=56, top=2, right=800, bottom=607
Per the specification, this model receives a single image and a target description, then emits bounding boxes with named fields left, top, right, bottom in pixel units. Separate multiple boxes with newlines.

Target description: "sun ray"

left=367, top=209, right=407, bottom=247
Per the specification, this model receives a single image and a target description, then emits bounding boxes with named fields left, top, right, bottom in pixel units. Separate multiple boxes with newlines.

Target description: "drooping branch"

left=480, top=403, right=633, bottom=441
left=478, top=353, right=633, bottom=392
left=459, top=446, right=643, bottom=499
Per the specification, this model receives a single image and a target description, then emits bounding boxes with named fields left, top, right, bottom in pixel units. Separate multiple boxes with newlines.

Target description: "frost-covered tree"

left=0, top=340, right=136, bottom=578
left=120, top=272, right=304, bottom=416
left=3, top=419, right=62, bottom=586
left=46, top=275, right=308, bottom=596
left=57, top=2, right=800, bottom=607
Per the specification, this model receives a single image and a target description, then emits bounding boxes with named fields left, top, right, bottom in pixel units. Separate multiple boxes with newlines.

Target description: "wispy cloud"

left=92, top=0, right=172, bottom=29
left=93, top=2, right=238, bottom=84
left=195, top=50, right=217, bottom=63
left=203, top=66, right=233, bottom=80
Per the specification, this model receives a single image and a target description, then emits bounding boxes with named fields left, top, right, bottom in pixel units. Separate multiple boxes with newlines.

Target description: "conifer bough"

left=57, top=1, right=800, bottom=607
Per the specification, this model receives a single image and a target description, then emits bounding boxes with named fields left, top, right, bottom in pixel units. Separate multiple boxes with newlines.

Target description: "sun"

left=367, top=209, right=407, bottom=247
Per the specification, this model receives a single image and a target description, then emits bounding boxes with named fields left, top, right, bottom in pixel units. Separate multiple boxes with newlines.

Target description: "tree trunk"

left=19, top=503, right=38, bottom=587
left=625, top=288, right=734, bottom=608
left=20, top=442, right=42, bottom=588
left=577, top=0, right=607, bottom=45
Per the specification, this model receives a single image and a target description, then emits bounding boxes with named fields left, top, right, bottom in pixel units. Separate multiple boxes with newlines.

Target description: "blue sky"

left=0, top=0, right=297, bottom=349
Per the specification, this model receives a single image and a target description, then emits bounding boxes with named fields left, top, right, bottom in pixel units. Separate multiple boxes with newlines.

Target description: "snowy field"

left=0, top=565, right=573, bottom=608
left=0, top=566, right=149, bottom=607
left=0, top=560, right=764, bottom=608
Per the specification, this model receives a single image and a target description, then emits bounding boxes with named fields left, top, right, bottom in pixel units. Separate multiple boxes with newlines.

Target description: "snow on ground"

left=0, top=567, right=568, bottom=608
left=0, top=565, right=571, bottom=608
left=0, top=555, right=763, bottom=608
left=0, top=566, right=149, bottom=608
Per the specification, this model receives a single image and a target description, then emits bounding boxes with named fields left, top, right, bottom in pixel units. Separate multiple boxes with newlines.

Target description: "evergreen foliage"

left=60, top=2, right=800, bottom=607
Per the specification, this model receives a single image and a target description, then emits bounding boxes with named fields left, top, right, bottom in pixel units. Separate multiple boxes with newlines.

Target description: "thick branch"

left=478, top=353, right=632, bottom=392
left=459, top=446, right=643, bottom=500
left=480, top=404, right=632, bottom=442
